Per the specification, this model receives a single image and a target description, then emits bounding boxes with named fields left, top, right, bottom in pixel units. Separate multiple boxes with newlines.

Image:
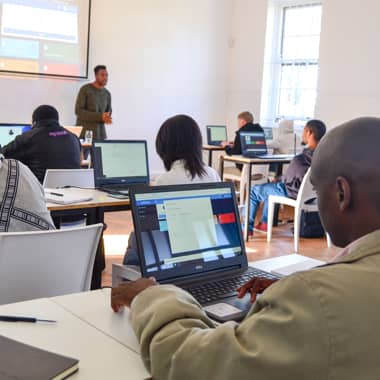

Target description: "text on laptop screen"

left=93, top=141, right=148, bottom=184
left=241, top=132, right=267, bottom=154
left=134, top=187, right=245, bottom=281
left=209, top=126, right=227, bottom=142
left=0, top=124, right=31, bottom=146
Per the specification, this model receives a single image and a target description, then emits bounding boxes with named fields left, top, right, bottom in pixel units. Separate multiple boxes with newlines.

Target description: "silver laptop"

left=130, top=182, right=279, bottom=322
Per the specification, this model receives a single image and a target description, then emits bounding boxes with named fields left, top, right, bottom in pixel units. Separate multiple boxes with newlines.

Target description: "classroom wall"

left=0, top=0, right=233, bottom=174
left=315, top=0, right=380, bottom=127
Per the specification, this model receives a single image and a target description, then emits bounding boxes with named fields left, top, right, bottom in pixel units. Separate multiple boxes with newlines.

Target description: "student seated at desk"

left=1, top=105, right=81, bottom=184
left=112, top=117, right=380, bottom=380
left=124, top=114, right=220, bottom=265
left=222, top=111, right=264, bottom=171
left=0, top=155, right=54, bottom=232
left=248, top=119, right=326, bottom=234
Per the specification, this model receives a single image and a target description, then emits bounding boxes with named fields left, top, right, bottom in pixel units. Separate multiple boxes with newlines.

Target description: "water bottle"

left=85, top=130, right=93, bottom=145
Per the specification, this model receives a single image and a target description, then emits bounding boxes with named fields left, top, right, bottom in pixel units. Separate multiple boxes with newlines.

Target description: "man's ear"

left=336, top=176, right=351, bottom=212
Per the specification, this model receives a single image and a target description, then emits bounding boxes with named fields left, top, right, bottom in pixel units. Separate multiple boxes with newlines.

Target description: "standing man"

left=75, top=65, right=112, bottom=140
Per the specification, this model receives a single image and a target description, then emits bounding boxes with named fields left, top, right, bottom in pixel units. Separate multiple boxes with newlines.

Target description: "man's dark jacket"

left=1, top=119, right=81, bottom=183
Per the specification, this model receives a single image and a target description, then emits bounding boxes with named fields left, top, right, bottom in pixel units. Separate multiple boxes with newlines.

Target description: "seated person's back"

left=1, top=105, right=81, bottom=183
left=0, top=155, right=55, bottom=232
left=124, top=114, right=220, bottom=265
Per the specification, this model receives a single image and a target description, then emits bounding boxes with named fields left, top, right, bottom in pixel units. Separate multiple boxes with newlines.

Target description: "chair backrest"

left=296, top=168, right=318, bottom=209
left=0, top=224, right=103, bottom=305
left=43, top=169, right=95, bottom=189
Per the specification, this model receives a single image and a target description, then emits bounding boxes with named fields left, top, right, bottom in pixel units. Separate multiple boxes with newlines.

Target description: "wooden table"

left=47, top=189, right=130, bottom=290
left=220, top=155, right=294, bottom=242
left=202, top=144, right=225, bottom=166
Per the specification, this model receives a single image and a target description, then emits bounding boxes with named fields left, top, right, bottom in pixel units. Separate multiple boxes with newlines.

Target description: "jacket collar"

left=34, top=119, right=60, bottom=129
left=331, top=229, right=380, bottom=265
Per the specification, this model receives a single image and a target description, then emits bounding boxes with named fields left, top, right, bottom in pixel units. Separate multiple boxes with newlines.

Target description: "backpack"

left=300, top=210, right=325, bottom=238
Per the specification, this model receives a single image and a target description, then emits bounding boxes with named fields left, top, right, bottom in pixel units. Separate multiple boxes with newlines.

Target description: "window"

left=260, top=3, right=322, bottom=124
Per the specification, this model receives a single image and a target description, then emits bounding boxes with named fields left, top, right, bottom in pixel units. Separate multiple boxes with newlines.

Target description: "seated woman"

left=124, top=114, right=220, bottom=265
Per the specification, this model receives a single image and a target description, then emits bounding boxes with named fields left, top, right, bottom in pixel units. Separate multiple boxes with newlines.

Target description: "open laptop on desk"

left=240, top=131, right=294, bottom=159
left=0, top=123, right=32, bottom=147
left=92, top=140, right=149, bottom=196
left=130, top=182, right=279, bottom=323
left=206, top=125, right=227, bottom=146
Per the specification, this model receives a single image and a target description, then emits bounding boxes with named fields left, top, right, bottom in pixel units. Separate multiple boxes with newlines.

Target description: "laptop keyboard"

left=183, top=267, right=279, bottom=305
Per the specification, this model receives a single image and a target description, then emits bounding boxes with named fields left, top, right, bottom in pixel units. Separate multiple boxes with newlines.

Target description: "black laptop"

left=206, top=125, right=227, bottom=146
left=240, top=131, right=294, bottom=159
left=92, top=140, right=149, bottom=195
left=130, top=182, right=279, bottom=322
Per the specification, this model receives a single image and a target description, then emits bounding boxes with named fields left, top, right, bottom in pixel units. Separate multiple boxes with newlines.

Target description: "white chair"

left=267, top=168, right=331, bottom=252
left=223, top=164, right=268, bottom=207
left=0, top=224, right=103, bottom=305
left=43, top=169, right=95, bottom=189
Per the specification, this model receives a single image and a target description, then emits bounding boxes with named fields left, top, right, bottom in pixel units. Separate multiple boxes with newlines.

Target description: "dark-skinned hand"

left=237, top=277, right=279, bottom=303
left=111, top=277, right=157, bottom=312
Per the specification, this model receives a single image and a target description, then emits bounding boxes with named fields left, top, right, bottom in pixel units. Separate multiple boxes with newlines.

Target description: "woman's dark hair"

left=156, top=114, right=206, bottom=179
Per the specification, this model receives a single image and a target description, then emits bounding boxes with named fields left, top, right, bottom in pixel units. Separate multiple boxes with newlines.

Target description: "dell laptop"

left=92, top=140, right=149, bottom=195
left=206, top=125, right=227, bottom=146
left=130, top=182, right=279, bottom=322
left=240, top=131, right=294, bottom=159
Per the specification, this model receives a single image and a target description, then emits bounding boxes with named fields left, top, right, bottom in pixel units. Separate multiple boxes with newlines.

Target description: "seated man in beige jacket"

left=111, top=117, right=380, bottom=380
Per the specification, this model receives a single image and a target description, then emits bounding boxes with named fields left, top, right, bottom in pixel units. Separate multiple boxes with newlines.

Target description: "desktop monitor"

left=92, top=140, right=150, bottom=187
left=130, top=182, right=246, bottom=282
left=0, top=123, right=32, bottom=147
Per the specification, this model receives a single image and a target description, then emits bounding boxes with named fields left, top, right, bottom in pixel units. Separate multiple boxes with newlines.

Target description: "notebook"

left=130, top=182, right=280, bottom=322
left=0, top=334, right=78, bottom=380
left=44, top=189, right=93, bottom=205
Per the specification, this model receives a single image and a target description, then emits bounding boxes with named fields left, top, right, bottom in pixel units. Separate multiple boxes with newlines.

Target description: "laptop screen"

left=0, top=123, right=31, bottom=146
left=92, top=140, right=149, bottom=187
left=131, top=183, right=247, bottom=282
left=240, top=131, right=268, bottom=156
left=207, top=125, right=227, bottom=145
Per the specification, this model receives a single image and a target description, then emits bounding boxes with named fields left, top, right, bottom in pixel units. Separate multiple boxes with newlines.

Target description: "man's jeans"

left=248, top=182, right=288, bottom=231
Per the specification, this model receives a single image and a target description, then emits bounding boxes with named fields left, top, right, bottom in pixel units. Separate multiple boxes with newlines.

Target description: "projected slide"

left=0, top=0, right=90, bottom=77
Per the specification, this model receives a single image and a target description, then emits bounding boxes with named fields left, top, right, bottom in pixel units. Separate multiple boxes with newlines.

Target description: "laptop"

left=0, top=123, right=32, bottom=147
left=206, top=125, right=227, bottom=146
left=92, top=140, right=149, bottom=195
left=240, top=131, right=294, bottom=159
left=130, top=182, right=279, bottom=322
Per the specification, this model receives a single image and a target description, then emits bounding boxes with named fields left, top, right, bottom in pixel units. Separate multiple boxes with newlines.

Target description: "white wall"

left=226, top=0, right=268, bottom=135
left=315, top=0, right=380, bottom=127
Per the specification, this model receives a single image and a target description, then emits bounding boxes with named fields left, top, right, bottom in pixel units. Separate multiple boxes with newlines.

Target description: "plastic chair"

left=0, top=224, right=103, bottom=305
left=223, top=164, right=268, bottom=206
left=43, top=169, right=95, bottom=189
left=267, top=168, right=331, bottom=252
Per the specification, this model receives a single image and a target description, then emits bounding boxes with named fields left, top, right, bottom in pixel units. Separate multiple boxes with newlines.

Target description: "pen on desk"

left=0, top=315, right=57, bottom=323
left=45, top=191, right=64, bottom=197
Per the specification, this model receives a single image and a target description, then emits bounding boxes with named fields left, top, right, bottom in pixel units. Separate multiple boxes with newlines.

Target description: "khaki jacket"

left=131, top=230, right=380, bottom=380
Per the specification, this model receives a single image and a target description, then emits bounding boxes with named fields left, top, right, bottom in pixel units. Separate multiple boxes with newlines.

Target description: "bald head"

left=311, top=117, right=380, bottom=247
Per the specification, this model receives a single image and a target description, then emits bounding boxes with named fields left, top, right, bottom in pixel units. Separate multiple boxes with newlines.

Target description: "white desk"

left=0, top=298, right=149, bottom=379
left=52, top=289, right=140, bottom=354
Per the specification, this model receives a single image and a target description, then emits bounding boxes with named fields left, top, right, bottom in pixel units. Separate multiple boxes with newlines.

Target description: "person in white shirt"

left=124, top=114, right=220, bottom=265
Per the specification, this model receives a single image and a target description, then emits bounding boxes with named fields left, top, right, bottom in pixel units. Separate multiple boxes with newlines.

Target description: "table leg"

left=244, top=163, right=252, bottom=242
left=208, top=150, right=212, bottom=167
left=219, top=156, right=225, bottom=180
left=91, top=207, right=106, bottom=290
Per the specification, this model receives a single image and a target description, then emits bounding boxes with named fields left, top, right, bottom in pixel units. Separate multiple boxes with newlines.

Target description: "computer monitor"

left=206, top=125, right=227, bottom=146
left=263, top=127, right=274, bottom=141
left=130, top=182, right=246, bottom=282
left=92, top=140, right=149, bottom=187
left=0, top=123, right=32, bottom=147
